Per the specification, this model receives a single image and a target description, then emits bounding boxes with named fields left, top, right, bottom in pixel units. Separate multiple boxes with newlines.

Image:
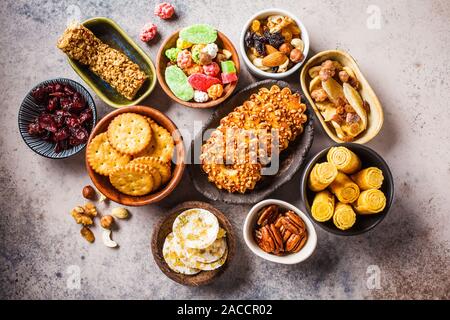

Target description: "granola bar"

left=57, top=24, right=147, bottom=100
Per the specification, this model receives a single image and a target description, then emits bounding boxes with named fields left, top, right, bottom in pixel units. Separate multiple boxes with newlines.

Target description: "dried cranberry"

left=49, top=91, right=66, bottom=98
left=79, top=109, right=92, bottom=125
left=69, top=126, right=88, bottom=146
left=31, top=86, right=48, bottom=103
left=38, top=113, right=57, bottom=133
left=47, top=97, right=59, bottom=112
left=27, top=119, right=44, bottom=136
left=64, top=85, right=76, bottom=95
left=71, top=92, right=86, bottom=111
left=60, top=97, right=73, bottom=111
left=54, top=140, right=68, bottom=153
left=54, top=127, right=70, bottom=141
left=65, top=115, right=80, bottom=128
left=41, top=130, right=53, bottom=141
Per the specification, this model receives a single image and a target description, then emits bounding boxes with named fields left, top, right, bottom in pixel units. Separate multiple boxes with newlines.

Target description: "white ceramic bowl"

left=239, top=8, right=310, bottom=79
left=243, top=199, right=317, bottom=264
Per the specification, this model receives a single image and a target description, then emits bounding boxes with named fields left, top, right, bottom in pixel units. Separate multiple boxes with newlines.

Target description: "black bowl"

left=18, top=78, right=97, bottom=159
left=300, top=143, right=394, bottom=236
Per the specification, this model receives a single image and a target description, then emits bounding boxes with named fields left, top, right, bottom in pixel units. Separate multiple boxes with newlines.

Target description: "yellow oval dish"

left=65, top=17, right=157, bottom=108
left=300, top=50, right=384, bottom=144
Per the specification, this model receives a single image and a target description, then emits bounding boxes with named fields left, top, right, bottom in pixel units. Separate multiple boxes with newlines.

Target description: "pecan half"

left=280, top=216, right=301, bottom=235
left=285, top=210, right=306, bottom=231
left=268, top=224, right=283, bottom=253
left=259, top=225, right=275, bottom=253
left=257, top=205, right=279, bottom=226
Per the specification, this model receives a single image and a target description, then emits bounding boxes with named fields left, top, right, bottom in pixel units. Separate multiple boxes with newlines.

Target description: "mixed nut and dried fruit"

left=254, top=204, right=308, bottom=255
left=27, top=82, right=93, bottom=153
left=245, top=15, right=305, bottom=73
left=308, top=59, right=370, bottom=141
left=164, top=24, right=238, bottom=103
left=70, top=186, right=130, bottom=247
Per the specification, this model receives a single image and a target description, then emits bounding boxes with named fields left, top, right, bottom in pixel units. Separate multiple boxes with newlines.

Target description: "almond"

left=262, top=52, right=288, bottom=67
left=264, top=44, right=278, bottom=54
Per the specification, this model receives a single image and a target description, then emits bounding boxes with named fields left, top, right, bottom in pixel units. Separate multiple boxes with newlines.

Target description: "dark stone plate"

left=188, top=80, right=314, bottom=204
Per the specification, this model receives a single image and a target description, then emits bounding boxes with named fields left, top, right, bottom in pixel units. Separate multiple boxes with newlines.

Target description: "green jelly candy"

left=179, top=24, right=217, bottom=44
left=165, top=66, right=194, bottom=101
left=176, top=38, right=192, bottom=49
left=221, top=60, right=236, bottom=74
left=165, top=48, right=181, bottom=62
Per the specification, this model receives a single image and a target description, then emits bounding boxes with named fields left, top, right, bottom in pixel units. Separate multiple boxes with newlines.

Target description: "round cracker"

left=107, top=113, right=152, bottom=155
left=163, top=233, right=200, bottom=275
left=135, top=119, right=174, bottom=163
left=87, top=133, right=131, bottom=176
left=181, top=247, right=228, bottom=271
left=184, top=237, right=227, bottom=264
left=109, top=164, right=154, bottom=196
left=173, top=209, right=219, bottom=249
left=131, top=156, right=171, bottom=184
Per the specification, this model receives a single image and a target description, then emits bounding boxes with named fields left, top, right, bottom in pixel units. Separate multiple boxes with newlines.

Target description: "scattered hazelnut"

left=279, top=43, right=293, bottom=55
left=289, top=48, right=304, bottom=63
left=100, top=215, right=114, bottom=229
left=82, top=185, right=96, bottom=200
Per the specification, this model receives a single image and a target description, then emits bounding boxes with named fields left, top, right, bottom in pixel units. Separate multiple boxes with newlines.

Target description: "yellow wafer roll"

left=327, top=146, right=361, bottom=174
left=351, top=167, right=384, bottom=190
left=354, top=189, right=386, bottom=214
left=329, top=172, right=360, bottom=204
left=311, top=190, right=335, bottom=222
left=308, top=162, right=338, bottom=192
left=333, top=202, right=356, bottom=230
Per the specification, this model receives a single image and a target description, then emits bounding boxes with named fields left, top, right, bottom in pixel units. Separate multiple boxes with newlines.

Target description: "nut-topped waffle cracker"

left=86, top=133, right=131, bottom=176
left=107, top=113, right=152, bottom=155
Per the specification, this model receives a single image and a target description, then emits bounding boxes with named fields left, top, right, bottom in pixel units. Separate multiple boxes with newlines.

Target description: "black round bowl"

left=300, top=143, right=394, bottom=236
left=18, top=78, right=97, bottom=159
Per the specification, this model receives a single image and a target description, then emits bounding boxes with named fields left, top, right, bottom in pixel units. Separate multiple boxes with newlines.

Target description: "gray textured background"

left=1, top=0, right=449, bottom=299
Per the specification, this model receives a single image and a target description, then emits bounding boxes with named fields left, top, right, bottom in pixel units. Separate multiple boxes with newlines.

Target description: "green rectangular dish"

left=66, top=17, right=157, bottom=108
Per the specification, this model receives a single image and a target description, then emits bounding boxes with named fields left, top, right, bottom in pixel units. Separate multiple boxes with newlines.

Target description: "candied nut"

left=257, top=204, right=278, bottom=226
left=111, top=207, right=129, bottom=219
left=345, top=104, right=355, bottom=113
left=289, top=48, right=303, bottom=63
left=82, top=185, right=96, bottom=200
left=279, top=43, right=293, bottom=55
left=319, top=60, right=336, bottom=81
left=80, top=227, right=95, bottom=243
left=311, top=89, right=328, bottom=102
left=339, top=70, right=350, bottom=83
left=100, top=215, right=114, bottom=229
left=336, top=105, right=345, bottom=115
left=363, top=100, right=371, bottom=112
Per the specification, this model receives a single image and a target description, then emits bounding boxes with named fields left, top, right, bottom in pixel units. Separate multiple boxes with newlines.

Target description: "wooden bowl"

left=156, top=29, right=240, bottom=109
left=85, top=105, right=185, bottom=206
left=300, top=50, right=384, bottom=144
left=151, top=201, right=235, bottom=286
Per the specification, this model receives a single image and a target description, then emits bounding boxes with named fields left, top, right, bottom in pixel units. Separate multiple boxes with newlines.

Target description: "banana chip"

left=309, top=76, right=322, bottom=92
left=322, top=77, right=345, bottom=104
left=343, top=83, right=367, bottom=131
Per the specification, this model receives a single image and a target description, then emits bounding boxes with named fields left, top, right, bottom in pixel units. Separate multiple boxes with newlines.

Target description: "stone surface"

left=0, top=0, right=449, bottom=299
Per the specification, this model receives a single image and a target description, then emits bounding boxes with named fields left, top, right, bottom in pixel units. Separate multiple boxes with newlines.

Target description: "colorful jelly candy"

left=139, top=23, right=157, bottom=42
left=191, top=44, right=205, bottom=64
left=188, top=73, right=221, bottom=92
left=165, top=47, right=181, bottom=62
left=177, top=49, right=193, bottom=69
left=179, top=24, right=217, bottom=44
left=202, top=43, right=218, bottom=59
left=221, top=60, right=236, bottom=73
left=154, top=2, right=175, bottom=20
left=207, top=84, right=224, bottom=100
left=199, top=52, right=213, bottom=66
left=194, top=90, right=209, bottom=103
left=176, top=38, right=193, bottom=50
left=184, top=64, right=204, bottom=76
left=221, top=72, right=238, bottom=84
left=203, top=62, right=220, bottom=77
left=165, top=66, right=194, bottom=101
